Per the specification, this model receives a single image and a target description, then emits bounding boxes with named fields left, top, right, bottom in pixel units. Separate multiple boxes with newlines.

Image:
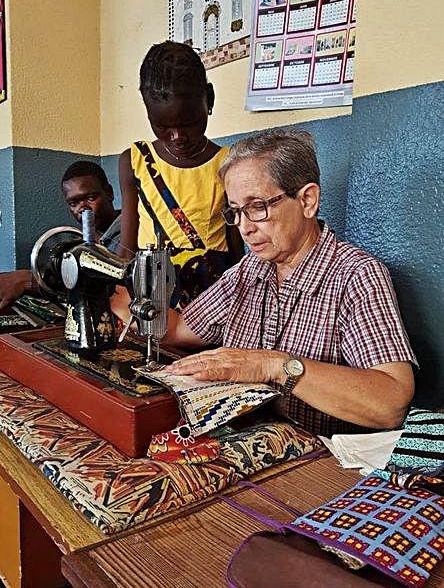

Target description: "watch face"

left=285, top=358, right=304, bottom=377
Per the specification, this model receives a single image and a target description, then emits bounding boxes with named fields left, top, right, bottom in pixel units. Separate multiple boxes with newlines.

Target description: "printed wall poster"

left=0, top=0, right=6, bottom=103
left=169, top=0, right=251, bottom=69
left=246, top=0, right=357, bottom=111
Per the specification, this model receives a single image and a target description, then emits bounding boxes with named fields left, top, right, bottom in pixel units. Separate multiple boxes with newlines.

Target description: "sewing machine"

left=31, top=209, right=175, bottom=368
left=0, top=211, right=180, bottom=456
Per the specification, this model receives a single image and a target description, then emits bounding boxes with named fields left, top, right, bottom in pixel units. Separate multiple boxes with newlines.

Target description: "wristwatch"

left=282, top=355, right=304, bottom=395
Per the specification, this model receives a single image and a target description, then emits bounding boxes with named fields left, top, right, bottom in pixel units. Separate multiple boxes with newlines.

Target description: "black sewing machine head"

left=31, top=211, right=130, bottom=356
left=31, top=211, right=175, bottom=363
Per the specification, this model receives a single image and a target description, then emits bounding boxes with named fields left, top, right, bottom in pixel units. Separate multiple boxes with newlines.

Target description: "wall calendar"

left=246, top=0, right=357, bottom=111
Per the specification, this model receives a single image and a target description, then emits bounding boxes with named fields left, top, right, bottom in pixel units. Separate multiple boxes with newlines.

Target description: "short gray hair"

left=219, top=129, right=320, bottom=197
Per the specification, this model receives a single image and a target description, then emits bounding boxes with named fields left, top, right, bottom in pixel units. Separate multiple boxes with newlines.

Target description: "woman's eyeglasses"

left=222, top=192, right=287, bottom=226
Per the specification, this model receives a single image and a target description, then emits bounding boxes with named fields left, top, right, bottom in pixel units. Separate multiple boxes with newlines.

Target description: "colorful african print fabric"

left=145, top=370, right=280, bottom=436
left=0, top=373, right=322, bottom=534
left=384, top=408, right=443, bottom=476
left=147, top=419, right=222, bottom=464
left=372, top=407, right=444, bottom=494
left=292, top=475, right=444, bottom=587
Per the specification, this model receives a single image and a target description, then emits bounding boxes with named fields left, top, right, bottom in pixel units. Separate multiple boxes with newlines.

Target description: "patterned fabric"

left=131, top=141, right=232, bottom=308
left=183, top=221, right=416, bottom=436
left=373, top=407, right=443, bottom=493
left=218, top=422, right=319, bottom=477
left=385, top=408, right=443, bottom=475
left=145, top=370, right=279, bottom=436
left=378, top=471, right=444, bottom=495
left=147, top=420, right=222, bottom=464
left=291, top=475, right=444, bottom=587
left=0, top=373, right=322, bottom=534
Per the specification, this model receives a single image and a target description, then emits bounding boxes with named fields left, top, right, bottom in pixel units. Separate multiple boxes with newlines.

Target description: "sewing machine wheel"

left=31, top=226, right=83, bottom=296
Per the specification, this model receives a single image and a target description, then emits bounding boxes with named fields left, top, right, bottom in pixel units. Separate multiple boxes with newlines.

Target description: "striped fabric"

left=145, top=370, right=279, bottom=435
left=183, top=222, right=416, bottom=436
left=386, top=408, right=444, bottom=475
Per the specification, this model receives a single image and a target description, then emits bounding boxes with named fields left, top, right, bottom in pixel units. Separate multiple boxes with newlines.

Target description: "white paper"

left=319, top=429, right=404, bottom=475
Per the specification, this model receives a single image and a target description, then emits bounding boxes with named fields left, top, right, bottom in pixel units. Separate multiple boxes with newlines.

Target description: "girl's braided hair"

left=140, top=41, right=208, bottom=101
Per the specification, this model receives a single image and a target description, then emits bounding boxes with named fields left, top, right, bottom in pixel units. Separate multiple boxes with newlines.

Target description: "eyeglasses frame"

left=222, top=191, right=289, bottom=226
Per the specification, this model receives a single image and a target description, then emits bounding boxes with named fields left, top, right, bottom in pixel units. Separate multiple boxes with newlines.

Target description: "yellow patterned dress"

left=131, top=141, right=232, bottom=308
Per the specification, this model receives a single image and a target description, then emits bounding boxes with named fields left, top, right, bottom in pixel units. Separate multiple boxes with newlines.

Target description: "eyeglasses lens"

left=245, top=202, right=267, bottom=222
left=223, top=200, right=271, bottom=225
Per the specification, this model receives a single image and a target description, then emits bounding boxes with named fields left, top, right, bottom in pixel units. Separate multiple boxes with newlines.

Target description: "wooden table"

left=0, top=422, right=314, bottom=588
left=62, top=457, right=444, bottom=588
left=0, top=368, right=311, bottom=588
left=0, top=433, right=105, bottom=588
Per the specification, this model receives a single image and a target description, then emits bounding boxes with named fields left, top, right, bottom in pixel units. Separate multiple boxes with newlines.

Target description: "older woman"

left=161, top=129, right=416, bottom=436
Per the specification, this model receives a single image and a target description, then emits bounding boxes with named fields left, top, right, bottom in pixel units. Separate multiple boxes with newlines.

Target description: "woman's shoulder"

left=200, top=143, right=229, bottom=171
left=213, top=143, right=230, bottom=160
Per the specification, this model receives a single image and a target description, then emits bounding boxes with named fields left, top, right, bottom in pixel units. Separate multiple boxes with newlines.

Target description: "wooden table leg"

left=0, top=475, right=68, bottom=588
left=0, top=476, right=20, bottom=588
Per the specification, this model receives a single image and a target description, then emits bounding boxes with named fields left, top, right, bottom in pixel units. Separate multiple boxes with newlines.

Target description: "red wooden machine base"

left=0, top=329, right=180, bottom=458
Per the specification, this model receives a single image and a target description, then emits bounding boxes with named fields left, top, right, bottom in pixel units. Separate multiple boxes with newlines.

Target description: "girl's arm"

left=117, top=148, right=139, bottom=259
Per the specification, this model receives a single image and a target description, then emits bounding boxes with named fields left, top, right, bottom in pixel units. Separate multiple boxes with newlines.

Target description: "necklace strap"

left=163, top=137, right=209, bottom=162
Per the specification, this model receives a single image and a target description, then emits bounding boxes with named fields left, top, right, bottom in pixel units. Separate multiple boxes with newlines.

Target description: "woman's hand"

left=165, top=347, right=288, bottom=384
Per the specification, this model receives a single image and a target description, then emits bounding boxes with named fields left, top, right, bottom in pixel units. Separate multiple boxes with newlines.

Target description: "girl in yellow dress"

left=118, top=41, right=242, bottom=309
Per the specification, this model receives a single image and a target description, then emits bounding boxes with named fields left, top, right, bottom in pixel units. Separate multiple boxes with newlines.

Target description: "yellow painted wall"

left=2, top=1, right=442, bottom=154
left=99, top=0, right=349, bottom=156
left=353, top=0, right=443, bottom=98
left=100, top=0, right=443, bottom=156
left=0, top=0, right=12, bottom=150
left=100, top=0, right=168, bottom=157
left=9, top=0, right=100, bottom=154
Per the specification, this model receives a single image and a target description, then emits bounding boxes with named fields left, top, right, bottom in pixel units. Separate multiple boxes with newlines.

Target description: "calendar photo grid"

left=247, top=0, right=357, bottom=110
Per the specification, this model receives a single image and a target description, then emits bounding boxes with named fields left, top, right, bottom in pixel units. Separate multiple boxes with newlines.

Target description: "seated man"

left=0, top=161, right=121, bottom=310
left=158, top=129, right=416, bottom=437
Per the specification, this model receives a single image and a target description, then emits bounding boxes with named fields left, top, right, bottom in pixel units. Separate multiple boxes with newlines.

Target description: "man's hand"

left=165, top=347, right=288, bottom=383
left=0, top=270, right=33, bottom=310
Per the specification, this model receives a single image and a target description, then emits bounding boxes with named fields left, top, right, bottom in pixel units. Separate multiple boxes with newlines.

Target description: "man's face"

left=224, top=158, right=317, bottom=266
left=145, top=93, right=209, bottom=160
left=63, top=175, right=114, bottom=232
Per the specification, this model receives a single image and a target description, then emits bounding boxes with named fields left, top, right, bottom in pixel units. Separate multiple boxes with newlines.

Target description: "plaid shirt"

left=183, top=223, right=416, bottom=435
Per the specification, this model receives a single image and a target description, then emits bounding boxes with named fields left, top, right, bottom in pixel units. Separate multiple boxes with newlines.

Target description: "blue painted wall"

left=101, top=154, right=122, bottom=209
left=346, top=82, right=444, bottom=408
left=0, top=147, right=15, bottom=271
left=4, top=148, right=100, bottom=269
